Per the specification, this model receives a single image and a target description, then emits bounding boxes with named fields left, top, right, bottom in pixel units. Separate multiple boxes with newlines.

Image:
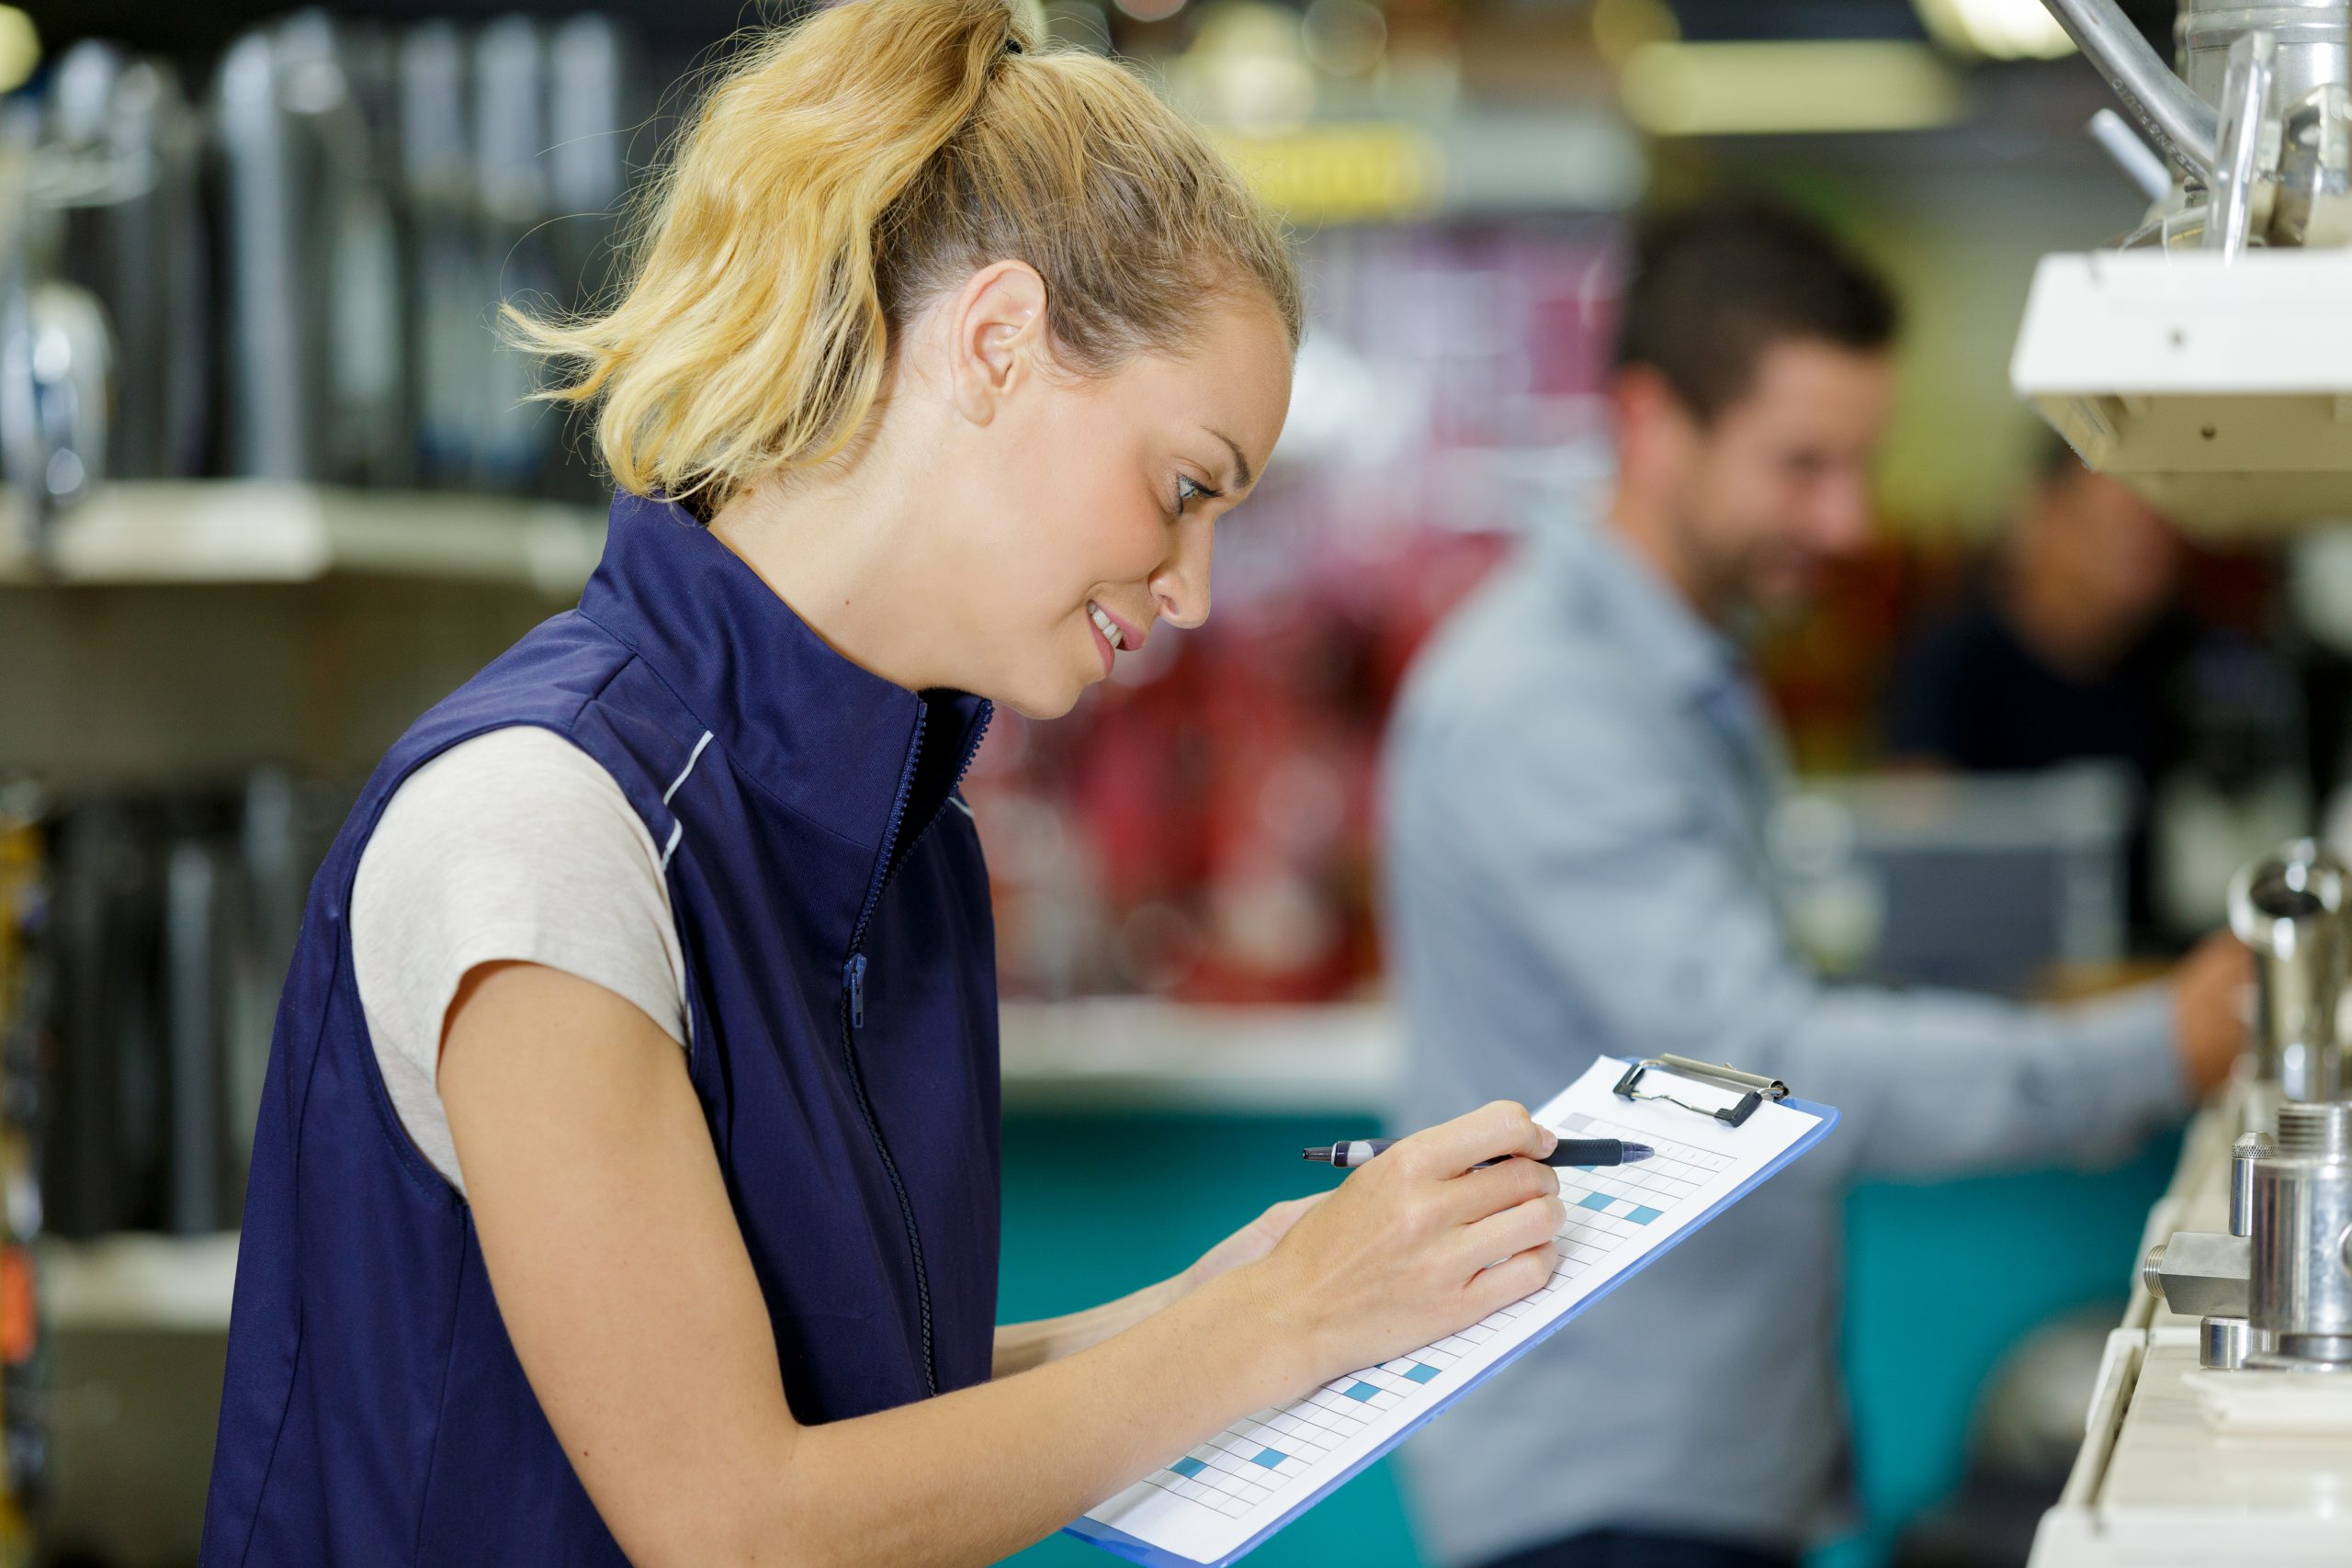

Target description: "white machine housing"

left=2014, top=247, right=2352, bottom=530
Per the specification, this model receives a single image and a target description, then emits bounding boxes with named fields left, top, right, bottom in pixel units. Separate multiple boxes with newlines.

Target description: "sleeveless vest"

left=201, top=492, right=1000, bottom=1564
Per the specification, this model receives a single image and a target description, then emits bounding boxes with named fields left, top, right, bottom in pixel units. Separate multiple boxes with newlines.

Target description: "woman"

left=201, top=4, right=1565, bottom=1563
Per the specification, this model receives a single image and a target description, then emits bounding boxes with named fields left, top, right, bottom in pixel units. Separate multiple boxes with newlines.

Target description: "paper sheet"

left=1076, top=1056, right=1827, bottom=1565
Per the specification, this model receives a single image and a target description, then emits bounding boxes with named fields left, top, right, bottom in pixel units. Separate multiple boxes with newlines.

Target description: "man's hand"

left=2173, top=930, right=2254, bottom=1097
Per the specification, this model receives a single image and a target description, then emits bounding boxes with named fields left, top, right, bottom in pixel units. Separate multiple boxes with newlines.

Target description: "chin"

left=1750, top=566, right=1822, bottom=615
left=998, top=677, right=1086, bottom=723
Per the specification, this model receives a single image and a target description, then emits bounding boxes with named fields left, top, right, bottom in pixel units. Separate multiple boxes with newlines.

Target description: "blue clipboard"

left=1061, top=1077, right=1840, bottom=1568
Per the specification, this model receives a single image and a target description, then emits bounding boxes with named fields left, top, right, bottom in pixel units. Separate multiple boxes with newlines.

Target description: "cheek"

left=1030, top=461, right=1166, bottom=591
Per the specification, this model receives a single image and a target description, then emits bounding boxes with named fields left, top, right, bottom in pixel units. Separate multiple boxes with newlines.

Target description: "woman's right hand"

left=1242, top=1100, right=1565, bottom=1385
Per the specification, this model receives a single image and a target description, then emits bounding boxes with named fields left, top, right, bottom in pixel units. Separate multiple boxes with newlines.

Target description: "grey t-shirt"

left=350, top=726, right=689, bottom=1196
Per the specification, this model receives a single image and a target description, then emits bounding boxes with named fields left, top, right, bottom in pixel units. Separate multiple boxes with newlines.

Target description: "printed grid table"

left=1131, top=1112, right=1731, bottom=1519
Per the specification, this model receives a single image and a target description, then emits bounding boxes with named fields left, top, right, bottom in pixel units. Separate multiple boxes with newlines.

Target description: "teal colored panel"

left=1826, top=1131, right=2179, bottom=1566
left=996, top=1111, right=1423, bottom=1568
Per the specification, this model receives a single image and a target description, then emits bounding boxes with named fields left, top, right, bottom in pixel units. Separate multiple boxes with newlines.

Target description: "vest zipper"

left=841, top=705, right=935, bottom=1396
left=836, top=698, right=993, bottom=1400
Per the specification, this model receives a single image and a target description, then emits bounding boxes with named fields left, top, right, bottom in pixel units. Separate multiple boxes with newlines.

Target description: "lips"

left=1085, top=610, right=1116, bottom=675
left=1085, top=601, right=1147, bottom=671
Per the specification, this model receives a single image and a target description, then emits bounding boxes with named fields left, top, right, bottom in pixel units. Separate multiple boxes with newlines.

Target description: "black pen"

left=1302, top=1137, right=1654, bottom=1170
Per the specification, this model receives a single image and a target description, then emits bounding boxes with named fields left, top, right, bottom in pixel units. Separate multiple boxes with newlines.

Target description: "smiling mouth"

left=1088, top=602, right=1127, bottom=651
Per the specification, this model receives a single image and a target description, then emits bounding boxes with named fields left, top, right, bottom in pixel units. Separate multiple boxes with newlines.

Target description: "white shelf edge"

left=39, top=1231, right=239, bottom=1334
left=998, top=998, right=1400, bottom=1114
left=0, top=480, right=605, bottom=592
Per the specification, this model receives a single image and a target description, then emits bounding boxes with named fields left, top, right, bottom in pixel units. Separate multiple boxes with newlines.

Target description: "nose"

left=1150, top=511, right=1214, bottom=629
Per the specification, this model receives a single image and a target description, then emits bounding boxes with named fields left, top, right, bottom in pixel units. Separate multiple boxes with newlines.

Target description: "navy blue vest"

left=200, top=493, right=1001, bottom=1564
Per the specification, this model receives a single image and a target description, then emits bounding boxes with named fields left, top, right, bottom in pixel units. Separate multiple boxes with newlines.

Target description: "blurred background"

left=0, top=0, right=2340, bottom=1563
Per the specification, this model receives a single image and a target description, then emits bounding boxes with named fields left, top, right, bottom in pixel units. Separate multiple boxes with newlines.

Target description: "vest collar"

left=578, top=492, right=991, bottom=852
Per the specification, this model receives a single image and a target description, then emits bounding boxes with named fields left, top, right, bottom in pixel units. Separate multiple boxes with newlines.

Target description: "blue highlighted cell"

left=1343, top=1381, right=1381, bottom=1402
left=1251, top=1448, right=1288, bottom=1469
left=1627, top=1205, right=1664, bottom=1225
left=1404, top=1362, right=1442, bottom=1384
left=1577, top=1191, right=1617, bottom=1213
left=1170, top=1456, right=1207, bottom=1479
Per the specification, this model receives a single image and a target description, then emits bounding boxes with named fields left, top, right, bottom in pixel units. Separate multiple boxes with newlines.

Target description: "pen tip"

left=1623, top=1143, right=1656, bottom=1162
left=1301, top=1146, right=1332, bottom=1162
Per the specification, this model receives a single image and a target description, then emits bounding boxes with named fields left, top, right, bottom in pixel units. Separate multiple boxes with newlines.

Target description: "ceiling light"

left=1914, top=0, right=2077, bottom=61
left=0, top=8, right=37, bottom=95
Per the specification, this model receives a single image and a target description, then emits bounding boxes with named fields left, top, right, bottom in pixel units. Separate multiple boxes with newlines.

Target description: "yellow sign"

left=1209, top=123, right=1443, bottom=225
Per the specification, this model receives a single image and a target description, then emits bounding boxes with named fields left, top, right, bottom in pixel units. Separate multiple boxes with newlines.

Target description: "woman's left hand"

left=1177, top=1194, right=1326, bottom=1296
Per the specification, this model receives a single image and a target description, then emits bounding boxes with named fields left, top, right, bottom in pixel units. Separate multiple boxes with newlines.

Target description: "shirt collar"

left=1540, top=513, right=1744, bottom=707
left=577, top=492, right=991, bottom=852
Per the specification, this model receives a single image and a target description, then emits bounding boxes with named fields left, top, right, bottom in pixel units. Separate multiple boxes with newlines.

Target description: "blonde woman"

left=201, top=5, right=1564, bottom=1563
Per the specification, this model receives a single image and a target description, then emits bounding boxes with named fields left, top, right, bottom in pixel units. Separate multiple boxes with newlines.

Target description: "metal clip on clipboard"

left=1611, top=1054, right=1789, bottom=1128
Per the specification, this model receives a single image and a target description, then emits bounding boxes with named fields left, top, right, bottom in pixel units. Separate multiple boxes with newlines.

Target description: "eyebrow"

left=1205, top=428, right=1254, bottom=492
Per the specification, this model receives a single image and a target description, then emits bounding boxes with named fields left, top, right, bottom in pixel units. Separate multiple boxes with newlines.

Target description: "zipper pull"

left=844, top=953, right=867, bottom=1029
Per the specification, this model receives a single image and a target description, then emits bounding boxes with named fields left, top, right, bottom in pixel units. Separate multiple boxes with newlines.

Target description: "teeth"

left=1089, top=604, right=1124, bottom=650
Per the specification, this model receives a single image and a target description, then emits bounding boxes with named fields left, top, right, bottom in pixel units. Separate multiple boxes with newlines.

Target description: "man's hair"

left=1611, top=195, right=1898, bottom=423
left=2034, top=427, right=2088, bottom=488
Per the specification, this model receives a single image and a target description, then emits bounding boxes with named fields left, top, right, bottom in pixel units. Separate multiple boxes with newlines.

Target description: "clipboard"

left=1063, top=1055, right=1839, bottom=1568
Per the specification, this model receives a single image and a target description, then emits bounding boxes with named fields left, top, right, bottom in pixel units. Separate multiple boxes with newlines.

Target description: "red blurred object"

left=969, top=221, right=1611, bottom=1003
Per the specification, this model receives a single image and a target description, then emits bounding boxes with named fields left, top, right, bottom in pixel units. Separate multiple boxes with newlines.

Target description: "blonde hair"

left=509, top=0, right=1302, bottom=510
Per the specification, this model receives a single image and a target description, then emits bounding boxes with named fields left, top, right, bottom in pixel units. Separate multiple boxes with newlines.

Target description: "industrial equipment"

left=2014, top=1, right=2352, bottom=528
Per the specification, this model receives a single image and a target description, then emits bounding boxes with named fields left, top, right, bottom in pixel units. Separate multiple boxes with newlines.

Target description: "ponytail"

left=508, top=0, right=1300, bottom=510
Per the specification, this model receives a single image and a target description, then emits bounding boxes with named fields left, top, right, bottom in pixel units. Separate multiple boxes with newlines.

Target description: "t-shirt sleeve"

left=350, top=726, right=689, bottom=1192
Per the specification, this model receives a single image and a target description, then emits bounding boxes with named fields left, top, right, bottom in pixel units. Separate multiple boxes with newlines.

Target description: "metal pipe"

left=2088, top=107, right=2177, bottom=199
left=2230, top=840, right=2349, bottom=1100
left=2040, top=0, right=2222, bottom=180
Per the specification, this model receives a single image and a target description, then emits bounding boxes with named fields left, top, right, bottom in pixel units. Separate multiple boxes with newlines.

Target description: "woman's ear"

left=947, top=260, right=1050, bottom=426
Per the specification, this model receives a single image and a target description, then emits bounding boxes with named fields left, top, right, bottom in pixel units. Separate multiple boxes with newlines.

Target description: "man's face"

left=2030, top=468, right=2182, bottom=637
left=1650, top=339, right=1895, bottom=620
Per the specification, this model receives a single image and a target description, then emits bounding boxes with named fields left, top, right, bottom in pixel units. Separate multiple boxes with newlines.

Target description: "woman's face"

left=920, top=275, right=1294, bottom=719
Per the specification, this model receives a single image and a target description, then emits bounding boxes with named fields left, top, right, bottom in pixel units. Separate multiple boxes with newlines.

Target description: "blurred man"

left=1381, top=198, right=2245, bottom=1568
left=1888, top=445, right=2198, bottom=939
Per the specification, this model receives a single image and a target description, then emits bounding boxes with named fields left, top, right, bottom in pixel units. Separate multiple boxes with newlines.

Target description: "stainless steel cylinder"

left=2235, top=1132, right=2277, bottom=1234
left=2203, top=1314, right=2256, bottom=1368
left=2229, top=840, right=2349, bottom=1100
left=2248, top=1102, right=2352, bottom=1365
left=2180, top=1, right=2352, bottom=118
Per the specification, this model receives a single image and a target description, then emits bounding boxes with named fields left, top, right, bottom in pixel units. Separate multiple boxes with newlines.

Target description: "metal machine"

left=2014, top=0, right=2352, bottom=527
left=2143, top=840, right=2352, bottom=1373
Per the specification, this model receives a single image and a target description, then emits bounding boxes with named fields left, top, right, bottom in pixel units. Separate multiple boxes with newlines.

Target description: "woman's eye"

left=1173, top=475, right=1217, bottom=513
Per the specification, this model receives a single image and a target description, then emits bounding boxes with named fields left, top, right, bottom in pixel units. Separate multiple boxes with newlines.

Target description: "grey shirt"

left=1381, top=518, right=2187, bottom=1565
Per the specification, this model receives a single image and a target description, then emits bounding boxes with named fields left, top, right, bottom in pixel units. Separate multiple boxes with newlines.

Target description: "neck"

left=1606, top=478, right=1723, bottom=626
left=707, top=465, right=953, bottom=694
